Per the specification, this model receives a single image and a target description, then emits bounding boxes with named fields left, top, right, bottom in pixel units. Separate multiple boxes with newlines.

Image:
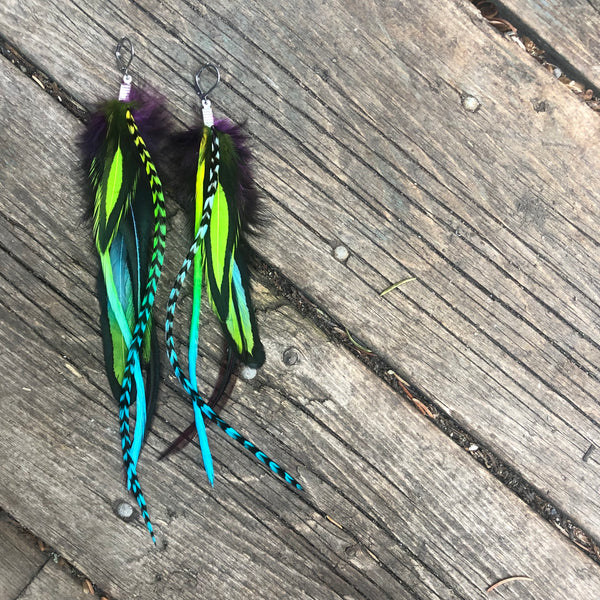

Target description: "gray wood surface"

left=0, top=512, right=48, bottom=600
left=1, top=56, right=600, bottom=599
left=497, top=0, right=600, bottom=89
left=15, top=562, right=93, bottom=600
left=5, top=0, right=598, bottom=541
left=1, top=0, right=600, bottom=598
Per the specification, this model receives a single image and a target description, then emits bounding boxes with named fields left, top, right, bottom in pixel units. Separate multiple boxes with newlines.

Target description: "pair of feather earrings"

left=82, top=37, right=301, bottom=543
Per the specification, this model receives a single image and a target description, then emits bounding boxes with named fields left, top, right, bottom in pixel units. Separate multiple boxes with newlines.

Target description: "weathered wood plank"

left=2, top=53, right=600, bottom=600
left=3, top=0, right=598, bottom=543
left=15, top=561, right=94, bottom=600
left=495, top=0, right=600, bottom=89
left=0, top=511, right=48, bottom=600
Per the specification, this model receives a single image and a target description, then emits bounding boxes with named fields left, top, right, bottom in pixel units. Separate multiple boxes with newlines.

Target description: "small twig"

left=31, top=74, right=45, bottom=89
left=583, top=444, right=595, bottom=462
left=386, top=369, right=410, bottom=387
left=326, top=514, right=344, bottom=529
left=365, top=547, right=378, bottom=561
left=573, top=539, right=591, bottom=551
left=487, top=575, right=532, bottom=592
left=380, top=277, right=416, bottom=296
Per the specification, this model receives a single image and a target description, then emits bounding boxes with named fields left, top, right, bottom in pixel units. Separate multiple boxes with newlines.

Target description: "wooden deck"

left=1, top=0, right=600, bottom=598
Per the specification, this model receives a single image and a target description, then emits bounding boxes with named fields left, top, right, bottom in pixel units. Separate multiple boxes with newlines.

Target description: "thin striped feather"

left=158, top=348, right=236, bottom=460
left=116, top=108, right=167, bottom=544
left=163, top=128, right=227, bottom=482
left=165, top=127, right=214, bottom=485
left=165, top=229, right=215, bottom=485
left=189, top=129, right=214, bottom=483
left=189, top=128, right=209, bottom=389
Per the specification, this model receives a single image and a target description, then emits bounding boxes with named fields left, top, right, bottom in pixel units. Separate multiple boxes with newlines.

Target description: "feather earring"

left=164, top=64, right=301, bottom=491
left=82, top=37, right=168, bottom=543
left=159, top=65, right=259, bottom=461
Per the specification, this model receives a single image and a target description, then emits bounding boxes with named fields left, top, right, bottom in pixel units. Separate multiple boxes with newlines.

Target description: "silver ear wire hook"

left=195, top=63, right=220, bottom=101
left=115, top=37, right=135, bottom=76
left=115, top=37, right=135, bottom=101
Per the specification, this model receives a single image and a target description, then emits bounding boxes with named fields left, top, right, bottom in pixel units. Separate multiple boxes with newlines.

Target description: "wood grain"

left=4, top=0, right=594, bottom=543
left=1, top=50, right=600, bottom=599
left=2, top=0, right=600, bottom=597
left=0, top=511, right=48, bottom=600
left=16, top=561, right=94, bottom=600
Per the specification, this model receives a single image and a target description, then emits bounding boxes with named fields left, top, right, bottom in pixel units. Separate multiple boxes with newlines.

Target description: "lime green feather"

left=207, top=181, right=232, bottom=294
left=91, top=103, right=138, bottom=254
left=189, top=130, right=208, bottom=388
left=106, top=235, right=135, bottom=382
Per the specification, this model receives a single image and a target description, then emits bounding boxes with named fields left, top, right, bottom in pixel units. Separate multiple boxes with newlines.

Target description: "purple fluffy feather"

left=214, top=119, right=260, bottom=228
left=169, top=117, right=261, bottom=232
left=81, top=86, right=170, bottom=166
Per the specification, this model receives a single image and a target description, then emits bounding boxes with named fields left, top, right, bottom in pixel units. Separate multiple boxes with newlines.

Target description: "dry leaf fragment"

left=388, top=371, right=435, bottom=418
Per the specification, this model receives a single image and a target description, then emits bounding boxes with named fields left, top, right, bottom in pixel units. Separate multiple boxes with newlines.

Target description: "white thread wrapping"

left=202, top=99, right=214, bottom=127
left=119, top=74, right=132, bottom=102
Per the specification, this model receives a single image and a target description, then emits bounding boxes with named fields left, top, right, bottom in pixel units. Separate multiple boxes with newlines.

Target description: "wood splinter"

left=487, top=575, right=532, bottom=592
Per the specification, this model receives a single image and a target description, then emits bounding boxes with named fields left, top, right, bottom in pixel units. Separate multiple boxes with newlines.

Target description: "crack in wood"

left=472, top=0, right=600, bottom=110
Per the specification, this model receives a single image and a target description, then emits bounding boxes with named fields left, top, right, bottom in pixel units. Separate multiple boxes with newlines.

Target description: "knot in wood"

left=282, top=347, right=300, bottom=366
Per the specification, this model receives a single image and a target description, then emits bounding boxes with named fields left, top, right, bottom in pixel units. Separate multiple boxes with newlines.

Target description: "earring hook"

left=115, top=37, right=134, bottom=102
left=115, top=37, right=135, bottom=75
left=195, top=63, right=220, bottom=101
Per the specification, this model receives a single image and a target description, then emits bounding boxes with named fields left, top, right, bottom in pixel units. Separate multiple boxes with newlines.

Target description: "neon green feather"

left=208, top=181, right=230, bottom=293
left=189, top=130, right=208, bottom=388
left=104, top=146, right=124, bottom=223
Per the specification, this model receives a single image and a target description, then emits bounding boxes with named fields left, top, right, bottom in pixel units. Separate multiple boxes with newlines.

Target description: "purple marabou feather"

left=169, top=117, right=261, bottom=232
left=81, top=86, right=170, bottom=166
left=167, top=126, right=202, bottom=215
left=214, top=119, right=260, bottom=229
left=82, top=110, right=109, bottom=161
left=128, top=87, right=171, bottom=154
